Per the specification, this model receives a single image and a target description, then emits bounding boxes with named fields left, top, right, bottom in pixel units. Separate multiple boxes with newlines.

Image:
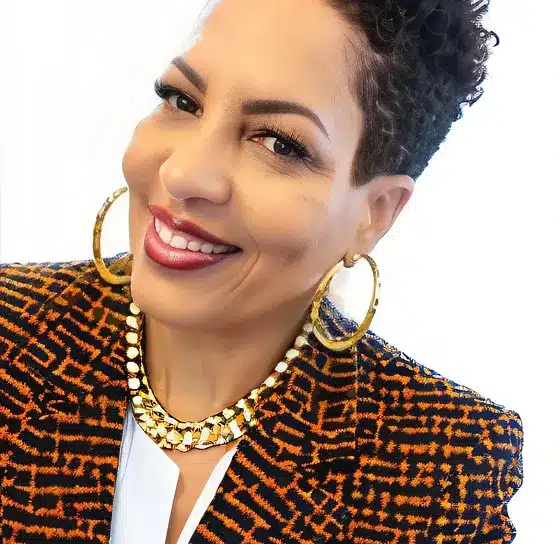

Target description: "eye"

left=153, top=79, right=314, bottom=165
left=154, top=79, right=202, bottom=117
left=251, top=126, right=312, bottom=163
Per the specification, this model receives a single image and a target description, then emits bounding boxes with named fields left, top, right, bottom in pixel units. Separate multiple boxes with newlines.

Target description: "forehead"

left=183, top=0, right=361, bottom=136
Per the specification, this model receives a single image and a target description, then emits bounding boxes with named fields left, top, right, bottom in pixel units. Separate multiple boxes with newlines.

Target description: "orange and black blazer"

left=0, top=253, right=523, bottom=543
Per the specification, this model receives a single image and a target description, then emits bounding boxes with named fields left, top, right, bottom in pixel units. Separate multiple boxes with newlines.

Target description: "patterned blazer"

left=0, top=253, right=523, bottom=543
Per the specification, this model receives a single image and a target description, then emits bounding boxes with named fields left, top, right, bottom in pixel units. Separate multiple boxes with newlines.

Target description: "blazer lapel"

left=9, top=254, right=358, bottom=543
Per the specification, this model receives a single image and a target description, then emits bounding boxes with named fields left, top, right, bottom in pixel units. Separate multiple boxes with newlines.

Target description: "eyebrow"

left=170, top=56, right=330, bottom=141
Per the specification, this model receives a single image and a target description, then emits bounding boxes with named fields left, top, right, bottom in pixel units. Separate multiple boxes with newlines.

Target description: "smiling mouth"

left=154, top=217, right=241, bottom=255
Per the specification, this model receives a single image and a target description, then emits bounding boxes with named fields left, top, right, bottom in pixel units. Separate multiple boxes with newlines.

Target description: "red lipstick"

left=148, top=204, right=235, bottom=246
left=144, top=205, right=241, bottom=271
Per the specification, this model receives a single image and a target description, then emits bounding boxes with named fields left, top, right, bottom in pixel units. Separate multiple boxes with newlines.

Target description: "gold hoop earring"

left=311, top=253, right=380, bottom=352
left=92, top=186, right=132, bottom=285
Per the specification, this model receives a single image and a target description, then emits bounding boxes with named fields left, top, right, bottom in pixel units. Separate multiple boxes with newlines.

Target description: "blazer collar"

left=18, top=254, right=359, bottom=541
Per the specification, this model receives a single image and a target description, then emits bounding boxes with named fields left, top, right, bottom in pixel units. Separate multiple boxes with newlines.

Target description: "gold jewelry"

left=93, top=186, right=132, bottom=285
left=91, top=187, right=378, bottom=449
left=124, top=300, right=313, bottom=451
left=310, top=253, right=380, bottom=352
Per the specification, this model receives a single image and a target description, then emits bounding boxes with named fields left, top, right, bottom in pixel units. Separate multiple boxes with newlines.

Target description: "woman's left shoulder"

left=358, top=329, right=521, bottom=414
left=342, top=333, right=524, bottom=538
left=356, top=329, right=523, bottom=473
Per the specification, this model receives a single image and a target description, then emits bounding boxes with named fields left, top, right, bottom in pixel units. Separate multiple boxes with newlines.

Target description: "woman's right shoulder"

left=1, top=256, right=93, bottom=314
left=0, top=252, right=130, bottom=354
left=0, top=257, right=96, bottom=356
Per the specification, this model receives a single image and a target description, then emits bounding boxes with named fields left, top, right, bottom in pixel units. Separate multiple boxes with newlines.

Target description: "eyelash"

left=153, top=79, right=313, bottom=165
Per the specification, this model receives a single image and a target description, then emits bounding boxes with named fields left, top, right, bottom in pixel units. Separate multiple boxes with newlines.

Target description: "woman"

left=0, top=0, right=523, bottom=542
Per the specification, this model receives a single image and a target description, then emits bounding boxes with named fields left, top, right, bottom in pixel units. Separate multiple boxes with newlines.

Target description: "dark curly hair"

left=326, top=0, right=499, bottom=185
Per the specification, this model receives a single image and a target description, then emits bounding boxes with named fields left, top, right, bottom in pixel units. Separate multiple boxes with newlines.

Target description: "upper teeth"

left=154, top=217, right=232, bottom=254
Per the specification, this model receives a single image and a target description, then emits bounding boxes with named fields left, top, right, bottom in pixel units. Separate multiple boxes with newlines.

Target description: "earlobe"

left=350, top=198, right=380, bottom=256
left=360, top=206, right=372, bottom=231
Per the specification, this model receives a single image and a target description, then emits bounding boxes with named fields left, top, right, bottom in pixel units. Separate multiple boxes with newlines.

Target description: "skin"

left=122, top=0, right=414, bottom=428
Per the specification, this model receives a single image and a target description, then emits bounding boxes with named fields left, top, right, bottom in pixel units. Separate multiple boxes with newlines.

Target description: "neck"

left=142, top=300, right=311, bottom=422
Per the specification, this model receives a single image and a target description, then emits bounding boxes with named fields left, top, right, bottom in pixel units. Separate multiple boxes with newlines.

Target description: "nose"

left=158, top=128, right=233, bottom=204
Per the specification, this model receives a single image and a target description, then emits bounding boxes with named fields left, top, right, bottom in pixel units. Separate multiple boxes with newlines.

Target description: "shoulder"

left=0, top=256, right=93, bottom=306
left=0, top=253, right=128, bottom=357
left=356, top=329, right=523, bottom=504
left=356, top=328, right=523, bottom=449
left=317, top=297, right=523, bottom=474
left=0, top=251, right=131, bottom=309
left=358, top=328, right=517, bottom=409
left=0, top=257, right=90, bottom=354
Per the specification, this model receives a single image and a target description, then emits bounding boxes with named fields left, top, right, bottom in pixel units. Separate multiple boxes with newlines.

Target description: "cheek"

left=243, top=185, right=341, bottom=266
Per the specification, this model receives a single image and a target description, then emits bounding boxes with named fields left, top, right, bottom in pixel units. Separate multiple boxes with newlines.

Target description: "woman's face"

left=122, top=0, right=395, bottom=328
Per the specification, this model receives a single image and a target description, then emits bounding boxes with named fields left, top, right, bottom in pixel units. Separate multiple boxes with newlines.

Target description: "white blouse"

left=109, top=403, right=237, bottom=543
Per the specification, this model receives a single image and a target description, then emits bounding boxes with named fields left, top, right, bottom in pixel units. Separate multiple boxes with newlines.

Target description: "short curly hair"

left=326, top=0, right=499, bottom=185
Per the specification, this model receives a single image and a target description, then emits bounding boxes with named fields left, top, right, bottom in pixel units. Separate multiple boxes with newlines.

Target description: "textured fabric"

left=110, top=403, right=237, bottom=543
left=0, top=253, right=523, bottom=543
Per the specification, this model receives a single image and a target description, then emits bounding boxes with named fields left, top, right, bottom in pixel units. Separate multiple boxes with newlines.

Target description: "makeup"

left=144, top=218, right=241, bottom=271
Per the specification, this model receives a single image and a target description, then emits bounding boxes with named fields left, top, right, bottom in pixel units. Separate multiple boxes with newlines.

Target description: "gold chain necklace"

left=124, top=300, right=313, bottom=452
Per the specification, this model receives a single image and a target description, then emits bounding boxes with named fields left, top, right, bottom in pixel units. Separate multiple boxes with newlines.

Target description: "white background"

left=1, top=1, right=559, bottom=541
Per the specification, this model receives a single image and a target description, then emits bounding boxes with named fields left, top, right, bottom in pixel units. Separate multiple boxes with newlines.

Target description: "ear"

left=349, top=174, right=414, bottom=256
